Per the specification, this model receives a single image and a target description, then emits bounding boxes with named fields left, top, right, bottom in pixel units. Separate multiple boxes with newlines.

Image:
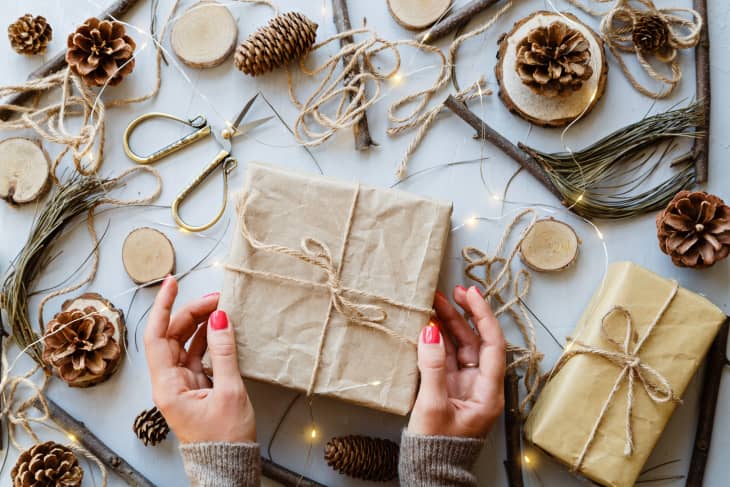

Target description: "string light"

left=491, top=193, right=502, bottom=201
left=523, top=454, right=531, bottom=465
left=465, top=215, right=479, bottom=229
left=390, top=71, right=405, bottom=86
left=67, top=433, right=77, bottom=443
left=309, top=427, right=318, bottom=440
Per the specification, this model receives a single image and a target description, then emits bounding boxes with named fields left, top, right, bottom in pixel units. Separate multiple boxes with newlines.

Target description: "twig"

left=0, top=0, right=144, bottom=121
left=31, top=397, right=155, bottom=487
left=686, top=317, right=729, bottom=486
left=692, top=0, right=710, bottom=183
left=418, top=0, right=503, bottom=44
left=330, top=0, right=376, bottom=151
left=443, top=96, right=565, bottom=203
left=262, top=458, right=327, bottom=487
left=503, top=351, right=524, bottom=487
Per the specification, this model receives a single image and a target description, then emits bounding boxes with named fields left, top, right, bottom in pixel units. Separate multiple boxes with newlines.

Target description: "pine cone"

left=633, top=13, right=669, bottom=53
left=66, top=17, right=136, bottom=87
left=11, top=441, right=83, bottom=487
left=324, top=435, right=399, bottom=482
left=42, top=294, right=123, bottom=387
left=656, top=191, right=730, bottom=268
left=133, top=407, right=170, bottom=446
left=515, top=21, right=593, bottom=98
left=235, top=12, right=318, bottom=76
left=8, top=14, right=52, bottom=55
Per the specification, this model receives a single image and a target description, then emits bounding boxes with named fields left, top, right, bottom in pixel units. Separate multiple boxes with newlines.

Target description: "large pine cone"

left=66, top=17, right=136, bottom=87
left=42, top=299, right=123, bottom=387
left=324, top=435, right=399, bottom=482
left=656, top=191, right=730, bottom=268
left=632, top=13, right=669, bottom=53
left=235, top=12, right=318, bottom=76
left=516, top=21, right=593, bottom=97
left=133, top=406, right=170, bottom=446
left=8, top=14, right=52, bottom=55
left=11, top=441, right=83, bottom=487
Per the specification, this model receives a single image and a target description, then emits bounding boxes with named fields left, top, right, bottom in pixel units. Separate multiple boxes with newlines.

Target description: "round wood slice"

left=122, top=227, right=176, bottom=285
left=496, top=11, right=608, bottom=127
left=0, top=137, right=50, bottom=205
left=59, top=293, right=126, bottom=387
left=387, top=0, right=451, bottom=31
left=520, top=218, right=580, bottom=272
left=170, top=1, right=238, bottom=69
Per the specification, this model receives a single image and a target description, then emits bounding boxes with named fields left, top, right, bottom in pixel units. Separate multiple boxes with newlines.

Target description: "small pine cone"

left=324, top=435, right=399, bottom=482
left=8, top=14, right=52, bottom=55
left=133, top=406, right=170, bottom=446
left=656, top=191, right=730, bottom=268
left=11, top=441, right=84, bottom=487
left=632, top=13, right=669, bottom=53
left=66, top=17, right=136, bottom=87
left=515, top=21, right=593, bottom=98
left=235, top=12, right=318, bottom=76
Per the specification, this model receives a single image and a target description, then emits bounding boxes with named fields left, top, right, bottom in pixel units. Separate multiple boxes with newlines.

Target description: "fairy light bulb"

left=309, top=427, right=318, bottom=440
left=523, top=454, right=531, bottom=465
left=67, top=433, right=77, bottom=443
left=391, top=71, right=405, bottom=85
left=465, top=215, right=479, bottom=229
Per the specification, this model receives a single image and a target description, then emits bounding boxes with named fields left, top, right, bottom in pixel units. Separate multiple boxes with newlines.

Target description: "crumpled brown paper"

left=524, top=261, right=726, bottom=487
left=203, top=163, right=452, bottom=415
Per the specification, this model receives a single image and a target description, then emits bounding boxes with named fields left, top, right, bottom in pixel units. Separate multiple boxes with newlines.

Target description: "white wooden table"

left=0, top=0, right=728, bottom=485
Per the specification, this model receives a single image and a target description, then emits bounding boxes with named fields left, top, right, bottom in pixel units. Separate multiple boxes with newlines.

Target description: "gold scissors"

left=123, top=94, right=271, bottom=232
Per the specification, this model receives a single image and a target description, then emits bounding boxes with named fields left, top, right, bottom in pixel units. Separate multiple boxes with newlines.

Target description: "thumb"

left=207, top=310, right=244, bottom=393
left=416, top=323, right=448, bottom=404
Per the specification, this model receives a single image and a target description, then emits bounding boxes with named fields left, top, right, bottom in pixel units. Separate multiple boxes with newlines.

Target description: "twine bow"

left=225, top=184, right=433, bottom=396
left=550, top=281, right=680, bottom=472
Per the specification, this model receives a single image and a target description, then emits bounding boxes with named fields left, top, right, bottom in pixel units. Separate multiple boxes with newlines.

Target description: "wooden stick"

left=443, top=95, right=565, bottom=204
left=686, top=317, right=729, bottom=487
left=503, top=351, right=524, bottom=487
left=262, top=458, right=327, bottom=487
left=0, top=0, right=143, bottom=121
left=692, top=0, right=710, bottom=184
left=417, top=0, right=503, bottom=44
left=330, top=0, right=376, bottom=151
left=32, top=396, right=155, bottom=487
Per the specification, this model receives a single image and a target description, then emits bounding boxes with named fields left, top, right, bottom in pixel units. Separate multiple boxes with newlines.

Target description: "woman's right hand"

left=144, top=276, right=256, bottom=444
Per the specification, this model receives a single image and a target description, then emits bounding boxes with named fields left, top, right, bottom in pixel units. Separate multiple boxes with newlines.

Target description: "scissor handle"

left=171, top=149, right=238, bottom=232
left=123, top=112, right=212, bottom=164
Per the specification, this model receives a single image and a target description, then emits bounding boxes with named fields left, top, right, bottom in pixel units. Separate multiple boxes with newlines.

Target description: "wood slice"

left=387, top=0, right=452, bottom=31
left=520, top=218, right=580, bottom=272
left=496, top=11, right=608, bottom=127
left=0, top=137, right=50, bottom=205
left=122, top=227, right=176, bottom=285
left=170, top=1, right=238, bottom=69
left=59, top=293, right=126, bottom=387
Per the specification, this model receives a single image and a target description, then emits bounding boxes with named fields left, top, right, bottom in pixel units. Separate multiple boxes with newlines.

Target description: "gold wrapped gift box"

left=524, top=261, right=726, bottom=487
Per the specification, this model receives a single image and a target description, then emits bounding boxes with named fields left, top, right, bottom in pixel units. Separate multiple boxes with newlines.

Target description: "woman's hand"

left=408, top=285, right=506, bottom=438
left=144, top=276, right=256, bottom=444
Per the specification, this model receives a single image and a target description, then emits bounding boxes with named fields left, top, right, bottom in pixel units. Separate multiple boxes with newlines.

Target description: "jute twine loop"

left=549, top=281, right=679, bottom=472
left=224, top=185, right=433, bottom=396
left=567, top=0, right=701, bottom=98
left=461, top=209, right=544, bottom=414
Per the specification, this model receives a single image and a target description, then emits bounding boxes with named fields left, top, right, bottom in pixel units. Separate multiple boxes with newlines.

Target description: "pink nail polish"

left=422, top=325, right=440, bottom=344
left=209, top=310, right=228, bottom=331
left=456, top=285, right=467, bottom=293
left=204, top=292, right=220, bottom=298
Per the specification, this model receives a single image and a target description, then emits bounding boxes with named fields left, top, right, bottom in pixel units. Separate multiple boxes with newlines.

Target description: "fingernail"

left=209, top=310, right=228, bottom=331
left=468, top=285, right=481, bottom=294
left=162, top=274, right=173, bottom=287
left=456, top=285, right=467, bottom=293
left=435, top=290, right=446, bottom=299
left=422, top=325, right=440, bottom=344
left=204, top=292, right=220, bottom=298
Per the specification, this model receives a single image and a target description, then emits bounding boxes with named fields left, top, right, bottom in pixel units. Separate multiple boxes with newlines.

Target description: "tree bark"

left=262, top=458, right=327, bottom=487
left=443, top=95, right=565, bottom=204
left=32, top=397, right=155, bottom=487
left=417, top=0, right=503, bottom=44
left=0, top=0, right=144, bottom=121
left=692, top=0, right=710, bottom=183
left=331, top=0, right=376, bottom=151
left=686, top=317, right=729, bottom=487
left=504, top=351, right=524, bottom=487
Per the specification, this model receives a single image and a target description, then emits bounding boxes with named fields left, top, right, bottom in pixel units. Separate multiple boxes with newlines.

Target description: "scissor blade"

left=231, top=93, right=260, bottom=129
left=232, top=116, right=273, bottom=138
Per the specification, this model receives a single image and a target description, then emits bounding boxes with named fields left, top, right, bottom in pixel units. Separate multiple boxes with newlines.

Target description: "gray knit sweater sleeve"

left=179, top=442, right=260, bottom=487
left=398, top=430, right=484, bottom=487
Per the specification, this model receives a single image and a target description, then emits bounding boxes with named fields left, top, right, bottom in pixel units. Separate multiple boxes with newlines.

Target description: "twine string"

left=550, top=282, right=679, bottom=472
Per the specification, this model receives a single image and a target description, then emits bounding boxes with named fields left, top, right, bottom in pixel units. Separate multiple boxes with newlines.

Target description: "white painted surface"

left=0, top=0, right=727, bottom=486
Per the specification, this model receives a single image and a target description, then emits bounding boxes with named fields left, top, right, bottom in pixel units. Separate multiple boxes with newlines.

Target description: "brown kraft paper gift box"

left=203, top=162, right=452, bottom=415
left=524, top=261, right=726, bottom=487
